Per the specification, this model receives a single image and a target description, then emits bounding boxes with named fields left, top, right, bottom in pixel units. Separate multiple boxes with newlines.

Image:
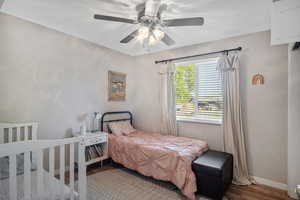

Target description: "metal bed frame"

left=100, top=111, right=133, bottom=132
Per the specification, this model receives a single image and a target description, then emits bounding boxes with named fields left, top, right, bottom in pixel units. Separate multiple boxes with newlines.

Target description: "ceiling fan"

left=94, top=0, right=204, bottom=46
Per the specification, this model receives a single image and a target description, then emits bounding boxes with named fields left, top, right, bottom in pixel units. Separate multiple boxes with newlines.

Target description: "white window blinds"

left=175, top=57, right=223, bottom=123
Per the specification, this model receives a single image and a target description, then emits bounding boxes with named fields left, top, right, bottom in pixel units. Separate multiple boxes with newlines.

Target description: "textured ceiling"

left=1, top=0, right=272, bottom=56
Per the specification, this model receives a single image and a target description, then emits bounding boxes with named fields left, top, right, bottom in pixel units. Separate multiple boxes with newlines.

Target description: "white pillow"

left=121, top=121, right=136, bottom=135
left=109, top=121, right=136, bottom=136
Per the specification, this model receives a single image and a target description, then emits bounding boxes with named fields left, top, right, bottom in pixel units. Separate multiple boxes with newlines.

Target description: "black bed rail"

left=100, top=111, right=133, bottom=132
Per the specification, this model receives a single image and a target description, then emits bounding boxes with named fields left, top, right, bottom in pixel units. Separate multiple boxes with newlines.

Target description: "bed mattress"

left=108, top=131, right=209, bottom=200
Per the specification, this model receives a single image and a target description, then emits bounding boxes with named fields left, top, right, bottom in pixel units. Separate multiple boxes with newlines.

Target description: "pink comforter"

left=108, top=131, right=209, bottom=200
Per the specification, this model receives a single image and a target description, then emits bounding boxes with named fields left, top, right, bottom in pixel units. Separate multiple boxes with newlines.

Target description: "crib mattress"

left=0, top=169, right=78, bottom=200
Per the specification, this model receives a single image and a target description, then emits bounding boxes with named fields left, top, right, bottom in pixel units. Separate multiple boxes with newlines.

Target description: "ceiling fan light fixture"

left=152, top=28, right=165, bottom=41
left=94, top=1, right=204, bottom=47
left=136, top=26, right=150, bottom=41
left=148, top=34, right=157, bottom=45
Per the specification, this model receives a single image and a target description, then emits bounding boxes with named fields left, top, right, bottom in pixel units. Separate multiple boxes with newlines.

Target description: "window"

left=175, top=57, right=223, bottom=124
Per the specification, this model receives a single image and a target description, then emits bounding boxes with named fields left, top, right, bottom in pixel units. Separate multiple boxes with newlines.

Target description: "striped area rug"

left=86, top=168, right=215, bottom=200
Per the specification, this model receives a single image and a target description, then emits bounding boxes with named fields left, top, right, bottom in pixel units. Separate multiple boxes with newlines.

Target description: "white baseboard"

left=252, top=176, right=287, bottom=191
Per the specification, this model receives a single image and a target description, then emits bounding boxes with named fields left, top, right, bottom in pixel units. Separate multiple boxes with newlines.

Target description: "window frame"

left=174, top=57, right=223, bottom=125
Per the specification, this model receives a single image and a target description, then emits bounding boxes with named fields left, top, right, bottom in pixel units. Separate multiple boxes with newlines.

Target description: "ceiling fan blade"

left=136, top=2, right=146, bottom=19
left=94, top=14, right=136, bottom=24
left=161, top=33, right=175, bottom=46
left=157, top=3, right=167, bottom=19
left=120, top=30, right=139, bottom=43
left=164, top=17, right=204, bottom=27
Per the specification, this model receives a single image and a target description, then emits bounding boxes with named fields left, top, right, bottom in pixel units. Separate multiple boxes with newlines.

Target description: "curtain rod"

left=154, top=46, right=242, bottom=64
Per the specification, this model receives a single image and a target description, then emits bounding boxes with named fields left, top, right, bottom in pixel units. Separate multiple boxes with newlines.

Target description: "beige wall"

left=134, top=31, right=288, bottom=184
left=0, top=13, right=138, bottom=139
left=288, top=44, right=300, bottom=199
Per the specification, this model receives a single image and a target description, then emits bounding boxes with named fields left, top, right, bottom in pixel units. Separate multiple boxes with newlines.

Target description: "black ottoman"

left=192, top=150, right=233, bottom=200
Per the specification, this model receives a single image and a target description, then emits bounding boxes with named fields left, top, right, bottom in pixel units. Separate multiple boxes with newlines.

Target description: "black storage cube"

left=192, top=150, right=233, bottom=200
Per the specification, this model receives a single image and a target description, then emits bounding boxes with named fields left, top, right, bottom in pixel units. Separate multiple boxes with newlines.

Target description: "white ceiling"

left=0, top=0, right=272, bottom=56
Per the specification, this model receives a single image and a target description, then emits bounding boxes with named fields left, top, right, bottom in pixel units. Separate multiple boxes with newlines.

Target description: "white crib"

left=0, top=122, right=87, bottom=200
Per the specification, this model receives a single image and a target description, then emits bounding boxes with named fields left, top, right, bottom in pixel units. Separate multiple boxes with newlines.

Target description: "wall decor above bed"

left=108, top=71, right=126, bottom=101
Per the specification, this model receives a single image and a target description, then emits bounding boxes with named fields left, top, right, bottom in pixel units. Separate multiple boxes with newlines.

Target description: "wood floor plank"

left=227, top=184, right=293, bottom=200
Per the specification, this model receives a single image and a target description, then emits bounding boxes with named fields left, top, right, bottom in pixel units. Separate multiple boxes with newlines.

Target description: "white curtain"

left=160, top=62, right=178, bottom=136
left=217, top=54, right=253, bottom=185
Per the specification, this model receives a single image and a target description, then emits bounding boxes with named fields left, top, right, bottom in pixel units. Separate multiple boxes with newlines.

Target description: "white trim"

left=0, top=138, right=83, bottom=157
left=252, top=176, right=288, bottom=191
left=177, top=117, right=222, bottom=125
left=0, top=122, right=38, bottom=128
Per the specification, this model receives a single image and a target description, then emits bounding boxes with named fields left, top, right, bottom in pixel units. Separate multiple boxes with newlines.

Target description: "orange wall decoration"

left=252, top=74, right=264, bottom=85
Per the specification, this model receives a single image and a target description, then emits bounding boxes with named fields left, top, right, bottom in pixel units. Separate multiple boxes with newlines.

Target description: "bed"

left=0, top=122, right=87, bottom=200
left=101, top=111, right=209, bottom=200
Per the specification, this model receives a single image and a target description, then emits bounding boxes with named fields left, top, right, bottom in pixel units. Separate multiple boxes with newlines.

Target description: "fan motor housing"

left=139, top=16, right=161, bottom=27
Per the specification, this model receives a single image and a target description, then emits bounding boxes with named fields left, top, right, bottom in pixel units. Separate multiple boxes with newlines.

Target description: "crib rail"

left=0, top=137, right=87, bottom=200
left=0, top=122, right=37, bottom=144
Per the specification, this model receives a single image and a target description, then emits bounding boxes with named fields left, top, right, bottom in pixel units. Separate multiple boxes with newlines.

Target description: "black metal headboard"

left=100, top=111, right=133, bottom=132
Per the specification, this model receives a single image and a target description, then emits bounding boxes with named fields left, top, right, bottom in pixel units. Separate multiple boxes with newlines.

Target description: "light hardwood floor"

left=226, top=184, right=293, bottom=200
left=87, top=165, right=294, bottom=200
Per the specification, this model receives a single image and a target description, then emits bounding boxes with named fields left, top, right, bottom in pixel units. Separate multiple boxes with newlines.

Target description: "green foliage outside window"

left=175, top=64, right=196, bottom=104
left=175, top=61, right=223, bottom=121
